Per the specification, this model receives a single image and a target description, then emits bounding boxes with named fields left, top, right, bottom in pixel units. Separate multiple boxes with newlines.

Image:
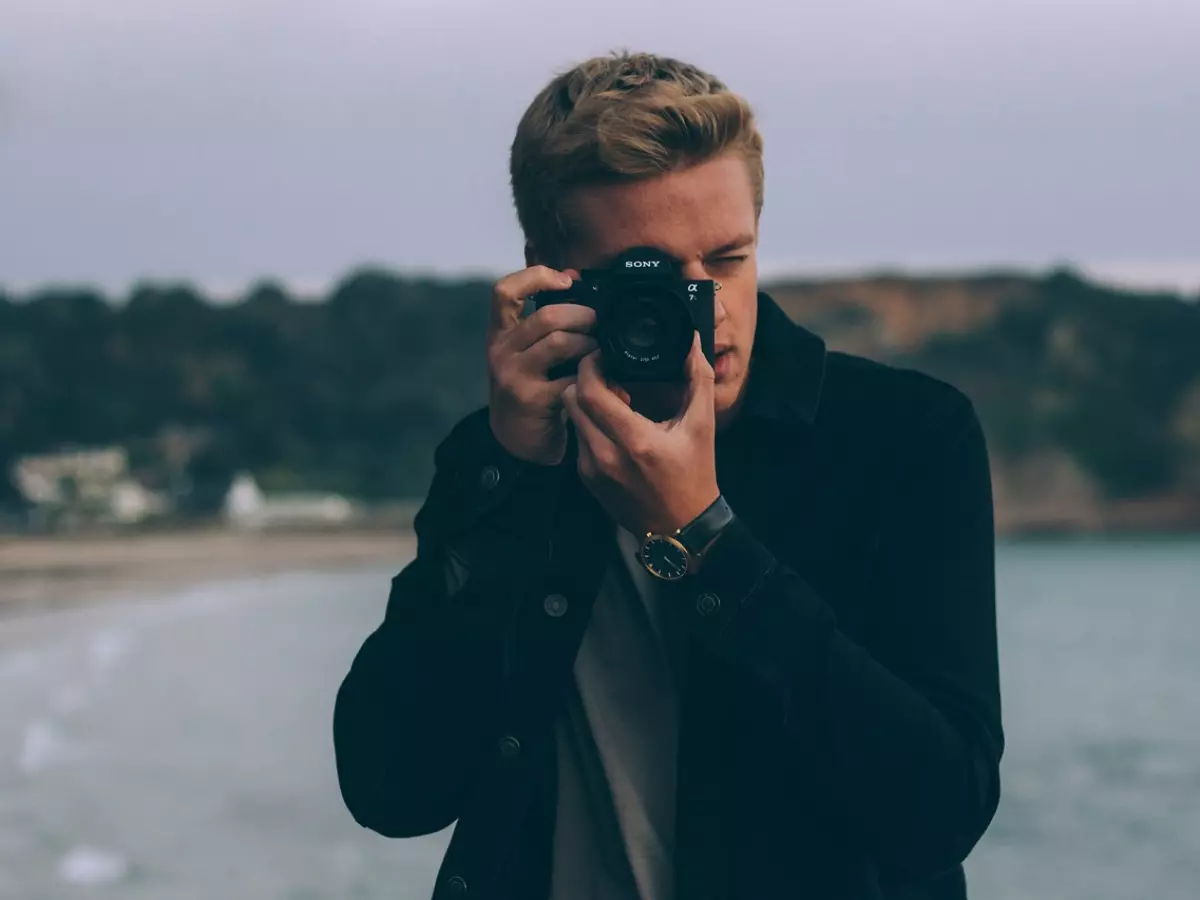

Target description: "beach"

left=0, top=535, right=1198, bottom=897
left=0, top=528, right=417, bottom=616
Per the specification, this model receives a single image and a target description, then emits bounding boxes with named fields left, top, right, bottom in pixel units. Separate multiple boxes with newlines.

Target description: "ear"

left=524, top=241, right=540, bottom=269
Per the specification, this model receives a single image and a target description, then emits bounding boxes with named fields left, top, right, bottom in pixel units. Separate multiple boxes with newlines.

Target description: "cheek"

left=720, top=287, right=758, bottom=340
left=713, top=368, right=744, bottom=415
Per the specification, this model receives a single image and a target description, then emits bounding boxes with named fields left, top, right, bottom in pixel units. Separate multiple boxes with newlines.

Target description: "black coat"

left=333, top=293, right=1004, bottom=900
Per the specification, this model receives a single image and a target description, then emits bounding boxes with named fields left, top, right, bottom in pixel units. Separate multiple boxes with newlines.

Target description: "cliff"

left=2, top=267, right=1198, bottom=535
left=768, top=269, right=1200, bottom=533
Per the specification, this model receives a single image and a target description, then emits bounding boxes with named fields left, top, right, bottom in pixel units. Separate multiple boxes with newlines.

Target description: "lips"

left=713, top=347, right=734, bottom=380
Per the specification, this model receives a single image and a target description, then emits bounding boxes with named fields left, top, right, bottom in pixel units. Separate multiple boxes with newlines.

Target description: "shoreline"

left=0, top=528, right=416, bottom=616
left=2, top=524, right=1196, bottom=619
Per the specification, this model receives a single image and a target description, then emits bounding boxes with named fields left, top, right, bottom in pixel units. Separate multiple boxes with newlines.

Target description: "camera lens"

left=606, top=287, right=693, bottom=372
left=622, top=300, right=663, bottom=350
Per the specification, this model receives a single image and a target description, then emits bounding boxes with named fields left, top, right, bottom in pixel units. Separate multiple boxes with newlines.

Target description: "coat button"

left=479, top=465, right=500, bottom=490
left=444, top=874, right=468, bottom=897
left=498, top=735, right=521, bottom=759
left=543, top=593, right=569, bottom=617
left=695, top=591, right=721, bottom=617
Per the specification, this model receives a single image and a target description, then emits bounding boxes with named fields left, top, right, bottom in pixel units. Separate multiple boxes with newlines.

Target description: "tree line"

left=1, top=267, right=1197, bottom=515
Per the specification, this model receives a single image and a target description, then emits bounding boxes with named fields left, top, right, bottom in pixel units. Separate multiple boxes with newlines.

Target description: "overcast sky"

left=1, top=0, right=1197, bottom=297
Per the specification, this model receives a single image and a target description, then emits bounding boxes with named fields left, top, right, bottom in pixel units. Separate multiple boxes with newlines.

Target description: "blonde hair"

left=509, top=51, right=765, bottom=262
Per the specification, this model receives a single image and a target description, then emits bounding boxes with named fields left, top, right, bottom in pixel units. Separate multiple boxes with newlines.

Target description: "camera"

left=531, top=246, right=716, bottom=383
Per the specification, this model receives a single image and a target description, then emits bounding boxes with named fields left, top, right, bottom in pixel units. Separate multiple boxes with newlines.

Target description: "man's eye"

left=710, top=255, right=748, bottom=267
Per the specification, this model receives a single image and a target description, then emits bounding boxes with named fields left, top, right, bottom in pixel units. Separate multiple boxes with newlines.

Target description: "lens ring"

left=604, top=286, right=693, bottom=368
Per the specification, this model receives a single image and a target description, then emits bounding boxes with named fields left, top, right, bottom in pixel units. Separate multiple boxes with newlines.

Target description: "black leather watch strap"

left=676, top=494, right=735, bottom=557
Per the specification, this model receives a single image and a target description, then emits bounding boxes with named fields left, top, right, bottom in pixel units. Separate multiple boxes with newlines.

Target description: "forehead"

left=562, top=154, right=757, bottom=265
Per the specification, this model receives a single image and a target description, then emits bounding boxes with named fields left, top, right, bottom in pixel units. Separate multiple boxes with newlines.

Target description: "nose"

left=681, top=261, right=729, bottom=325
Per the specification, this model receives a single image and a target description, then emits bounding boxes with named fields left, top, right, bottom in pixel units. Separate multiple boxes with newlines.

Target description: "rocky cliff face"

left=770, top=273, right=1024, bottom=355
left=763, top=270, right=1200, bottom=535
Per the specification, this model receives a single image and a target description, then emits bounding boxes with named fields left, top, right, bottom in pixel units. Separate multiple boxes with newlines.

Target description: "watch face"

left=641, top=537, right=689, bottom=580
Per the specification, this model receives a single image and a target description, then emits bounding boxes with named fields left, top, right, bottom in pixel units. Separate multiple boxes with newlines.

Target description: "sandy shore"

left=0, top=528, right=416, bottom=615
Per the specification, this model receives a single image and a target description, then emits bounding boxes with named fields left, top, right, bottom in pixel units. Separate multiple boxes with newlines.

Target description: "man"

left=333, top=51, right=1003, bottom=900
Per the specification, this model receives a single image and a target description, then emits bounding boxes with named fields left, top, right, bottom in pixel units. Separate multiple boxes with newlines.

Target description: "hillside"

left=770, top=270, right=1200, bottom=532
left=2, top=267, right=1198, bottom=534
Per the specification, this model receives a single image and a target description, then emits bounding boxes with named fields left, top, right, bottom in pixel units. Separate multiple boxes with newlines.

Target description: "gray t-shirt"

left=549, top=525, right=688, bottom=900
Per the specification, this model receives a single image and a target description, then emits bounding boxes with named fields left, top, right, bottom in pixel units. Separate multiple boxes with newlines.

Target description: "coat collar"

left=736, top=291, right=828, bottom=425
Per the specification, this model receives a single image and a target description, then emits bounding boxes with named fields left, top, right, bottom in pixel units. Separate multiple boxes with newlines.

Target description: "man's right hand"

left=487, top=266, right=598, bottom=466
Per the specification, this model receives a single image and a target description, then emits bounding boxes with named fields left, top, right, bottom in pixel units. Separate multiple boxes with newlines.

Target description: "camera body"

left=531, top=246, right=716, bottom=383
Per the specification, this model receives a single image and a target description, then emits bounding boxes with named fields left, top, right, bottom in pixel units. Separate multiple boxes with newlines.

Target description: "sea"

left=1, top=537, right=1197, bottom=900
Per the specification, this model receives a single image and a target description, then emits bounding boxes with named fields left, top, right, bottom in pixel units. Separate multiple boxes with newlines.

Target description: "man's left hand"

left=561, top=333, right=721, bottom=537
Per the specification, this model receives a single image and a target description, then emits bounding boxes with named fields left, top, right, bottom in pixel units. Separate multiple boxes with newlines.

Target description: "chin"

left=713, top=382, right=744, bottom=430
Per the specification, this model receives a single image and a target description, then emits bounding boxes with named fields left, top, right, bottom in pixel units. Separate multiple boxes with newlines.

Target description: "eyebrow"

left=595, top=234, right=756, bottom=268
left=705, top=233, right=757, bottom=256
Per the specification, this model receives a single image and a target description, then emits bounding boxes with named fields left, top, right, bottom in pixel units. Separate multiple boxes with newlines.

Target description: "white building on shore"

left=222, top=472, right=358, bottom=530
left=11, top=447, right=169, bottom=528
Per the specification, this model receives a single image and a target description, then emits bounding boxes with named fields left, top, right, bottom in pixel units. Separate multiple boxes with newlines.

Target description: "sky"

left=1, top=0, right=1198, bottom=298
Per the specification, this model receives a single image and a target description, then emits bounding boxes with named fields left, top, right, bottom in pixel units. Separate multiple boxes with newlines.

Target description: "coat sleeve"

left=332, top=408, right=563, bottom=838
left=681, top=388, right=1004, bottom=878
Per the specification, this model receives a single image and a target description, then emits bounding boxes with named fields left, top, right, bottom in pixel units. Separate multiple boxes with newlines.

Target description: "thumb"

left=676, top=332, right=715, bottom=427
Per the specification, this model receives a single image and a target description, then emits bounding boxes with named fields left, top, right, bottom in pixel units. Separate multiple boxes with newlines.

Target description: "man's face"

left=556, top=153, right=760, bottom=430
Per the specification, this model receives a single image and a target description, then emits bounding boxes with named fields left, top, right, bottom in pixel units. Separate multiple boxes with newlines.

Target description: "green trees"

left=1, top=267, right=1197, bottom=512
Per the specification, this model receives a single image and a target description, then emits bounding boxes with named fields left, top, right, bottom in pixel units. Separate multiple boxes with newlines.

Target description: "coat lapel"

left=512, top=424, right=741, bottom=900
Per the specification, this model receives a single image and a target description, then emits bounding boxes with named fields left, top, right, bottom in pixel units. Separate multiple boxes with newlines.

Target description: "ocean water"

left=0, top=538, right=1197, bottom=899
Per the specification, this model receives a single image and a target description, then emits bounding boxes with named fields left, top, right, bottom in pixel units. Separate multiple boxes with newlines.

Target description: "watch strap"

left=676, top=494, right=735, bottom=557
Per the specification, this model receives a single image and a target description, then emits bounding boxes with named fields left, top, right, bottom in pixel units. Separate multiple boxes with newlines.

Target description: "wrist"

left=637, top=493, right=734, bottom=582
left=660, top=486, right=721, bottom=536
left=691, top=512, right=735, bottom=570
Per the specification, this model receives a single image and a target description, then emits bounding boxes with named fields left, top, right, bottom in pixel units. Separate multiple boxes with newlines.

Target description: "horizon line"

left=3, top=258, right=1198, bottom=302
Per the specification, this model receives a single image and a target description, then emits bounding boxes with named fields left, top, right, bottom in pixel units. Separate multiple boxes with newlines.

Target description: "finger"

left=511, top=301, right=597, bottom=353
left=575, top=426, right=598, bottom=481
left=563, top=383, right=619, bottom=480
left=676, top=332, right=716, bottom=428
left=490, top=265, right=573, bottom=334
left=521, top=330, right=599, bottom=378
left=576, top=349, right=650, bottom=447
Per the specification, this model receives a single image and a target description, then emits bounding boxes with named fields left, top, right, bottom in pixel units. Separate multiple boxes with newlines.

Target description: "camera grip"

left=547, top=359, right=580, bottom=382
left=530, top=285, right=581, bottom=309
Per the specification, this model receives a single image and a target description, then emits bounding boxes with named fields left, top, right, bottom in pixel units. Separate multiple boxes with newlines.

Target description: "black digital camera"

left=531, top=246, right=716, bottom=383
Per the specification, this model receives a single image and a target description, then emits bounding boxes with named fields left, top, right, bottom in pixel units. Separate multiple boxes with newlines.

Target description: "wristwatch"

left=637, top=494, right=735, bottom=581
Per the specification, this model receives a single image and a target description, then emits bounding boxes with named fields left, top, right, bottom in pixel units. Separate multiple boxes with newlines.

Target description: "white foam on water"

left=87, top=628, right=133, bottom=675
left=57, top=845, right=128, bottom=887
left=17, top=719, right=87, bottom=774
